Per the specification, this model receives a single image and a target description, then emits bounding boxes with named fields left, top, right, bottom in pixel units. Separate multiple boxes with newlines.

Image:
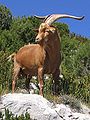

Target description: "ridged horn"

left=44, top=14, right=84, bottom=25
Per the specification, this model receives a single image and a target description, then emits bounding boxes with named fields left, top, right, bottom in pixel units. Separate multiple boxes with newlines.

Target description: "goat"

left=10, top=14, right=84, bottom=96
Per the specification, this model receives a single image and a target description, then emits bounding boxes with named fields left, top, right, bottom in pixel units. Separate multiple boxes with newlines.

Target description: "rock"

left=81, top=104, right=90, bottom=114
left=1, top=93, right=90, bottom=120
left=1, top=93, right=61, bottom=120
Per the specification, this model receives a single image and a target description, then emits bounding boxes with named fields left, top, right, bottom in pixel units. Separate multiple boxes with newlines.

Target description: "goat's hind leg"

left=52, top=69, right=60, bottom=95
left=12, top=62, right=20, bottom=93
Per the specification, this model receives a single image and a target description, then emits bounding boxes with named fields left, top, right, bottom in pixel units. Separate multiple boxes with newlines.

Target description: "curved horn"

left=44, top=14, right=84, bottom=25
left=34, top=15, right=51, bottom=21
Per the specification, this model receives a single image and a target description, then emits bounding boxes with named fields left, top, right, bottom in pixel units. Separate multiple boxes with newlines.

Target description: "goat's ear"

left=33, top=29, right=39, bottom=33
left=50, top=28, right=55, bottom=33
left=45, top=28, right=55, bottom=33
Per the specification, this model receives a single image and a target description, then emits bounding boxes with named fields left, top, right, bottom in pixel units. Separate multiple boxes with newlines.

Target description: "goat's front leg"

left=38, top=67, right=44, bottom=96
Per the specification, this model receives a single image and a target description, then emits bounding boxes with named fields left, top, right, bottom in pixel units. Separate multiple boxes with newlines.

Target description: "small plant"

left=0, top=111, right=3, bottom=120
left=61, top=95, right=81, bottom=111
left=1, top=109, right=32, bottom=120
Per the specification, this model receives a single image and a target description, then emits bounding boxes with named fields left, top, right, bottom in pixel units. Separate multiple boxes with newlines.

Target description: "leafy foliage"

left=0, top=109, right=31, bottom=120
left=0, top=5, right=12, bottom=30
left=61, top=35, right=90, bottom=103
left=54, top=22, right=70, bottom=37
left=61, top=95, right=81, bottom=111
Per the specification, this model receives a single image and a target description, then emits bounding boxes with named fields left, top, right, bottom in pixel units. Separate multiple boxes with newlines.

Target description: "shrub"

left=0, top=109, right=32, bottom=120
left=61, top=95, right=81, bottom=111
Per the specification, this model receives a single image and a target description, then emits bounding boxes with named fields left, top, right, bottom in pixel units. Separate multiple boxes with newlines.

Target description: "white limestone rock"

left=1, top=93, right=90, bottom=120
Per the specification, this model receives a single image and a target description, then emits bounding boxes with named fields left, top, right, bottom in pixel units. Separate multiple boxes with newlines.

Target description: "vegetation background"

left=0, top=5, right=90, bottom=106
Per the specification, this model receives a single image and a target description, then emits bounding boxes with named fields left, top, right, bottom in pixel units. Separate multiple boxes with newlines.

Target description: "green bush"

left=61, top=35, right=90, bottom=103
left=0, top=109, right=31, bottom=120
left=0, top=5, right=12, bottom=30
left=61, top=95, right=81, bottom=111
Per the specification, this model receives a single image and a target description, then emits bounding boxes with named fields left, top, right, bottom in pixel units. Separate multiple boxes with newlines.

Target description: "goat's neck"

left=46, top=32, right=61, bottom=63
left=44, top=31, right=61, bottom=73
left=46, top=31, right=61, bottom=54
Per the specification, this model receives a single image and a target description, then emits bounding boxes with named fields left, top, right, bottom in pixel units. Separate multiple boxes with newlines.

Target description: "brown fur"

left=11, top=23, right=61, bottom=96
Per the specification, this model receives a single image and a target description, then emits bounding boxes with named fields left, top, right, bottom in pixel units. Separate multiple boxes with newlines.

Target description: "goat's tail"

left=7, top=52, right=16, bottom=62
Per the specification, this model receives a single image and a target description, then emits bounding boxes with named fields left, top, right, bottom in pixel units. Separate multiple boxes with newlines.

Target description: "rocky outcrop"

left=0, top=93, right=90, bottom=120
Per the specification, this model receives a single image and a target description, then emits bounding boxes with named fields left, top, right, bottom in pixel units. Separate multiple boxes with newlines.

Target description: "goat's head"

left=35, top=14, right=84, bottom=43
left=35, top=22, right=56, bottom=44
